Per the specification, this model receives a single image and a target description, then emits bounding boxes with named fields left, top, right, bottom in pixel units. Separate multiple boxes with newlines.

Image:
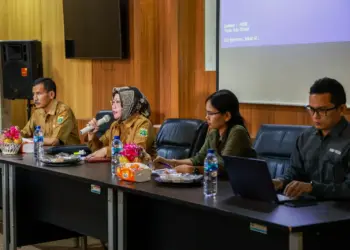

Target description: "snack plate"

left=154, top=173, right=203, bottom=186
left=42, top=161, right=82, bottom=167
left=41, top=153, right=82, bottom=167
left=152, top=168, right=177, bottom=176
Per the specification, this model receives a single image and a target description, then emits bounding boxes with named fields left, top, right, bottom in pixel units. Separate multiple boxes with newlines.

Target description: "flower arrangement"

left=116, top=143, right=151, bottom=182
left=119, top=143, right=150, bottom=164
left=0, top=126, right=22, bottom=144
left=0, top=126, right=22, bottom=155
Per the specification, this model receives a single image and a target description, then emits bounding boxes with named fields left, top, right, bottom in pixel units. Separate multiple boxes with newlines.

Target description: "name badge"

left=329, top=148, right=341, bottom=155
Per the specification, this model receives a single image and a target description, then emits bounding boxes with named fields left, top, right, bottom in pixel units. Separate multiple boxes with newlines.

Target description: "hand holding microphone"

left=80, top=115, right=111, bottom=135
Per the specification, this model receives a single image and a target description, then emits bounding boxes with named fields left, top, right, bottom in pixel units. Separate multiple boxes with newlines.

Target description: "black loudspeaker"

left=0, top=40, right=43, bottom=99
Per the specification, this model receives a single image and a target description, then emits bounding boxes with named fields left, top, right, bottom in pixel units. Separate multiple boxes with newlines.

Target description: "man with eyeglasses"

left=273, top=77, right=350, bottom=200
left=21, top=78, right=80, bottom=146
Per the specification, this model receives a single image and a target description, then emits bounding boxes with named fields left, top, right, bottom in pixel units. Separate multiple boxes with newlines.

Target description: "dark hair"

left=206, top=89, right=246, bottom=130
left=310, top=77, right=346, bottom=106
left=33, top=77, right=57, bottom=98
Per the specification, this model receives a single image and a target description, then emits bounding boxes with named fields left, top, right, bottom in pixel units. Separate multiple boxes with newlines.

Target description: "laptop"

left=223, top=156, right=295, bottom=204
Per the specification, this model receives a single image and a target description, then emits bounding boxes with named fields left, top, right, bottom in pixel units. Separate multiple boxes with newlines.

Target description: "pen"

left=159, top=162, right=173, bottom=168
left=73, top=150, right=86, bottom=155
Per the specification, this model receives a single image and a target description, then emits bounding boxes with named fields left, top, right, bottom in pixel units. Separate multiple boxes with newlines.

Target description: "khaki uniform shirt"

left=21, top=99, right=80, bottom=145
left=88, top=114, right=156, bottom=157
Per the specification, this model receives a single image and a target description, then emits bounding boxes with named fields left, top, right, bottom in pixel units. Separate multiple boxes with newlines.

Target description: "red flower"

left=2, top=126, right=21, bottom=140
left=120, top=143, right=142, bottom=162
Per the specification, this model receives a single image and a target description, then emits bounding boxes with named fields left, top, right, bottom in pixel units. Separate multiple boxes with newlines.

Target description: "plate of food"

left=154, top=172, right=203, bottom=186
left=152, top=168, right=177, bottom=176
left=40, top=153, right=82, bottom=167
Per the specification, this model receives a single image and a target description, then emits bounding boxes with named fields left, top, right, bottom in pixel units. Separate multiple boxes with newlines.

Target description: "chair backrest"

left=95, top=110, right=115, bottom=138
left=156, top=119, right=208, bottom=159
left=253, top=124, right=311, bottom=179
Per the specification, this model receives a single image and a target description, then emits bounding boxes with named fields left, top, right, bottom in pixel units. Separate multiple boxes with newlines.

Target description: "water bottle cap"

left=208, top=149, right=215, bottom=154
left=114, top=136, right=120, bottom=140
left=35, top=125, right=41, bottom=130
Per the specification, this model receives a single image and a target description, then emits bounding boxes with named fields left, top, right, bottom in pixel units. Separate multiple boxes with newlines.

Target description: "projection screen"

left=217, top=0, right=350, bottom=105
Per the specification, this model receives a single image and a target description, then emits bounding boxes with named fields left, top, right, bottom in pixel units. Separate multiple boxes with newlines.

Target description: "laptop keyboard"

left=277, top=194, right=296, bottom=202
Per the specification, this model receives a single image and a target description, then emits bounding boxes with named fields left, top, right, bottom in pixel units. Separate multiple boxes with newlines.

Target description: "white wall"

left=204, top=0, right=216, bottom=71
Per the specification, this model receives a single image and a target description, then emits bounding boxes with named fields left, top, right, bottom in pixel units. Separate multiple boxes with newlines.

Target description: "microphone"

left=80, top=115, right=111, bottom=135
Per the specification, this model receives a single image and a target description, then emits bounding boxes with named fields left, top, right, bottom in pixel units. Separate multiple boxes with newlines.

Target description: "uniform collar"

left=46, top=99, right=58, bottom=116
left=314, top=116, right=348, bottom=137
left=120, top=113, right=140, bottom=128
left=36, top=99, right=58, bottom=116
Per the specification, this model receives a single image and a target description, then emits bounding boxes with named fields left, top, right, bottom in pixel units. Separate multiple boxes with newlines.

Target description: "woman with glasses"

left=154, top=89, right=256, bottom=175
left=86, top=86, right=155, bottom=159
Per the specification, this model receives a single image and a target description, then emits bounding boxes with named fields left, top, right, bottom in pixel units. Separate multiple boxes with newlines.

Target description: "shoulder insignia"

left=57, top=116, right=64, bottom=124
left=139, top=128, right=148, bottom=137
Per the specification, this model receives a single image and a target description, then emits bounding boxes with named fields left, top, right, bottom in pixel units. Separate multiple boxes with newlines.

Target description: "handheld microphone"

left=80, top=115, right=111, bottom=135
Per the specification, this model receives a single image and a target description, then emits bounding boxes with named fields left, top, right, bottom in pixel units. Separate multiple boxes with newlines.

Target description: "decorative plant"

left=0, top=126, right=22, bottom=145
left=119, top=143, right=145, bottom=163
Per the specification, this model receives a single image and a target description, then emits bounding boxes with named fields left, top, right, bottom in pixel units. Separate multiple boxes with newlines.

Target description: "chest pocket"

left=303, top=150, right=320, bottom=178
left=322, top=153, right=345, bottom=184
left=44, top=116, right=54, bottom=136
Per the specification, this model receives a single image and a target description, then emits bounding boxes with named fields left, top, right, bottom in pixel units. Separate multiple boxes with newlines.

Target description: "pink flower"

left=4, top=131, right=11, bottom=138
left=2, top=126, right=21, bottom=140
left=120, top=143, right=142, bottom=162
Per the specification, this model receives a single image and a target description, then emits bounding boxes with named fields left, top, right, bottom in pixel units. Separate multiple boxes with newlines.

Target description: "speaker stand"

left=26, top=99, right=32, bottom=121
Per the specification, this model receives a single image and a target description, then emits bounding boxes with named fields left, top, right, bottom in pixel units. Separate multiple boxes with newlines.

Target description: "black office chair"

left=253, top=124, right=311, bottom=179
left=156, top=118, right=208, bottom=159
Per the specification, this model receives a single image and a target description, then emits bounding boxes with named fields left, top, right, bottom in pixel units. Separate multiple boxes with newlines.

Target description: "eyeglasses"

left=110, top=100, right=121, bottom=106
left=305, top=105, right=338, bottom=117
left=33, top=91, right=48, bottom=97
left=206, top=111, right=221, bottom=116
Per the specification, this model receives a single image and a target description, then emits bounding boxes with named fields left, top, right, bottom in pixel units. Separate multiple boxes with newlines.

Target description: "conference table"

left=1, top=154, right=350, bottom=250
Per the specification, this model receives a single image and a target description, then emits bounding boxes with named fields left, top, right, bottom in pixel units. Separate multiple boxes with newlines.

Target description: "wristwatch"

left=309, top=181, right=314, bottom=192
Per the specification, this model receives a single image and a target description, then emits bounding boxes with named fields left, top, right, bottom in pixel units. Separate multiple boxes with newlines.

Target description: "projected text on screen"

left=220, top=0, right=350, bottom=48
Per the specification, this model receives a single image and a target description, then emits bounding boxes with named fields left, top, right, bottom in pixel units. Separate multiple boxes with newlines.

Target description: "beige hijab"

left=112, top=86, right=151, bottom=121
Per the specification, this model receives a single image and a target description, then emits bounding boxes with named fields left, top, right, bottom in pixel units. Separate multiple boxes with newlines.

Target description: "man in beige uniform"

left=21, top=78, right=80, bottom=146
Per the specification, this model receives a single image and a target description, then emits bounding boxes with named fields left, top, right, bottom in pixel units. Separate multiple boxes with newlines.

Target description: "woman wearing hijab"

left=86, top=86, right=155, bottom=159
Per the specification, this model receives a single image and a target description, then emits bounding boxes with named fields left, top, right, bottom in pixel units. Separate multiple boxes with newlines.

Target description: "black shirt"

left=282, top=116, right=350, bottom=199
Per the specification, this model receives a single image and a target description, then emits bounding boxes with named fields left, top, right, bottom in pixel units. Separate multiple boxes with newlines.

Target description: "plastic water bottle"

left=111, top=136, right=123, bottom=175
left=203, top=149, right=218, bottom=196
left=33, top=125, right=44, bottom=160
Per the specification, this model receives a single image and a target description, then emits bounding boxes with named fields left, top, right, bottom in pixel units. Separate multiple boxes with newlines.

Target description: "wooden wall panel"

left=91, top=0, right=135, bottom=118
left=157, top=0, right=179, bottom=120
left=185, top=0, right=217, bottom=119
left=132, top=0, right=160, bottom=122
left=0, top=0, right=8, bottom=39
left=40, top=0, right=92, bottom=119
left=77, top=118, right=89, bottom=143
left=0, top=0, right=11, bottom=129
left=92, top=0, right=161, bottom=123
left=7, top=0, right=42, bottom=39
left=178, top=0, right=196, bottom=118
left=91, top=0, right=213, bottom=123
left=5, top=0, right=349, bottom=138
left=240, top=104, right=350, bottom=137
left=92, top=0, right=330, bottom=138
left=2, top=0, right=93, bottom=129
left=5, top=0, right=42, bottom=128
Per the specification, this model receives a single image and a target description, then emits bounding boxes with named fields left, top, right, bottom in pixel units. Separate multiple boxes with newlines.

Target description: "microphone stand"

left=26, top=99, right=32, bottom=121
